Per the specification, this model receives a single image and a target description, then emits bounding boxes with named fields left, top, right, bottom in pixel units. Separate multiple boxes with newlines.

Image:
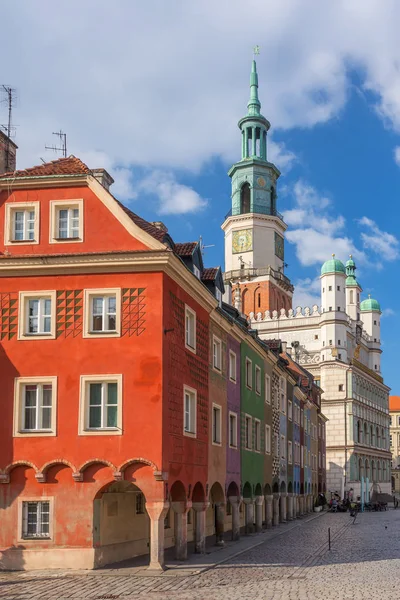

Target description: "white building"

left=222, top=58, right=391, bottom=500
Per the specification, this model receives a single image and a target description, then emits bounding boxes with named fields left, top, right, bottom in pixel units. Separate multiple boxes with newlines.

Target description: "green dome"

left=360, top=297, right=381, bottom=312
left=346, top=276, right=360, bottom=287
left=321, top=256, right=346, bottom=276
left=346, top=257, right=356, bottom=268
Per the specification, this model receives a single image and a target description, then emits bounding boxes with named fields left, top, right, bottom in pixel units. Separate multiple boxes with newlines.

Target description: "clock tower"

left=222, top=58, right=293, bottom=316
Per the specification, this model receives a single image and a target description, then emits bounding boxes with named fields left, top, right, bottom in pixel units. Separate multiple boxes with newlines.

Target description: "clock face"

left=257, top=176, right=266, bottom=187
left=232, top=229, right=253, bottom=254
left=275, top=232, right=284, bottom=260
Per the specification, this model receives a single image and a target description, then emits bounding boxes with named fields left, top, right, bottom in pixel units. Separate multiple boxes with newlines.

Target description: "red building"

left=0, top=158, right=216, bottom=570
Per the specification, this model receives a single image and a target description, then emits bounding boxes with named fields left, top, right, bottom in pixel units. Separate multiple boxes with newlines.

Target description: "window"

left=5, top=202, right=39, bottom=245
left=212, top=404, right=222, bottom=445
left=328, top=286, right=332, bottom=291
left=255, top=366, right=261, bottom=395
left=22, top=501, right=51, bottom=539
left=374, top=320, right=377, bottom=326
left=19, top=291, right=57, bottom=340
left=245, top=358, right=252, bottom=389
left=79, top=375, right=123, bottom=435
left=280, top=377, right=286, bottom=414
left=350, top=290, right=354, bottom=303
left=185, top=306, right=196, bottom=352
left=213, top=336, right=222, bottom=371
left=288, top=441, right=293, bottom=464
left=314, top=334, right=319, bottom=340
left=229, top=351, right=237, bottom=382
left=50, top=200, right=83, bottom=243
left=337, top=306, right=340, bottom=312
left=265, top=374, right=271, bottom=404
left=183, top=386, right=197, bottom=436
left=301, top=445, right=304, bottom=467
left=280, top=435, right=286, bottom=459
left=229, top=412, right=238, bottom=448
left=274, top=432, right=279, bottom=458
left=245, top=415, right=252, bottom=449
left=14, top=377, right=57, bottom=437
left=338, top=340, right=341, bottom=346
left=329, top=340, right=332, bottom=346
left=84, top=289, right=121, bottom=338
left=265, top=424, right=271, bottom=454
left=338, top=354, right=342, bottom=360
left=254, top=419, right=261, bottom=452
left=215, top=288, right=222, bottom=307
left=319, top=452, right=321, bottom=468
left=329, top=306, right=332, bottom=311
left=337, top=285, right=340, bottom=291
left=187, top=509, right=192, bottom=524
left=288, top=400, right=293, bottom=421
left=193, top=265, right=201, bottom=279
left=135, top=493, right=145, bottom=515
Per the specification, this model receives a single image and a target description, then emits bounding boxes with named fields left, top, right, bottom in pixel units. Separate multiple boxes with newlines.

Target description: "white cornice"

left=221, top=213, right=287, bottom=233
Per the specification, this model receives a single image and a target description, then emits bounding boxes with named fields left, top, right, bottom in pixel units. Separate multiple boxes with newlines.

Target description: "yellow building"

left=390, top=396, right=400, bottom=493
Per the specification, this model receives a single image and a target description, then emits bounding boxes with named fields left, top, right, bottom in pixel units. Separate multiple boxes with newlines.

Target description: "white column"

left=229, top=496, right=241, bottom=541
left=146, top=501, right=169, bottom=571
left=265, top=494, right=273, bottom=528
left=172, top=501, right=190, bottom=561
left=244, top=499, right=254, bottom=534
left=273, top=494, right=280, bottom=526
left=287, top=494, right=294, bottom=521
left=192, top=501, right=208, bottom=554
left=255, top=496, right=263, bottom=532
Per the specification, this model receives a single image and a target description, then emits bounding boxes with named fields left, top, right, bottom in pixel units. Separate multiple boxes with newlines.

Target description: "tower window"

left=240, top=183, right=251, bottom=214
left=338, top=340, right=341, bottom=345
left=374, top=320, right=377, bottom=325
left=350, top=290, right=354, bottom=303
left=328, top=286, right=332, bottom=291
left=314, top=334, right=318, bottom=340
left=329, top=306, right=332, bottom=311
left=337, top=306, right=340, bottom=312
left=258, top=293, right=261, bottom=308
left=322, top=288, right=325, bottom=293
left=337, top=286, right=340, bottom=291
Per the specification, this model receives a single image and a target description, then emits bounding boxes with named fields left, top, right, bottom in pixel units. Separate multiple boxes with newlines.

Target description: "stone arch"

left=240, top=182, right=251, bottom=214
left=280, top=481, right=286, bottom=494
left=79, top=459, right=116, bottom=475
left=242, top=288, right=249, bottom=316
left=264, top=483, right=272, bottom=495
left=288, top=481, right=293, bottom=493
left=39, top=459, right=77, bottom=477
left=170, top=480, right=186, bottom=503
left=243, top=481, right=253, bottom=499
left=272, top=481, right=279, bottom=494
left=209, top=481, right=225, bottom=505
left=254, top=483, right=262, bottom=497
left=357, top=420, right=362, bottom=443
left=192, top=481, right=206, bottom=503
left=227, top=481, right=240, bottom=499
left=4, top=460, right=39, bottom=477
left=364, top=422, right=368, bottom=445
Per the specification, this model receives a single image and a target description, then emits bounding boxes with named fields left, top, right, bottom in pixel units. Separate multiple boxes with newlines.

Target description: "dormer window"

left=215, top=288, right=222, bottom=307
left=50, top=200, right=83, bottom=243
left=193, top=265, right=201, bottom=279
left=5, top=202, right=40, bottom=245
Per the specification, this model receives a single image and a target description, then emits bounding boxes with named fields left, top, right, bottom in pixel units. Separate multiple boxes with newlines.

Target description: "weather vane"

left=253, top=45, right=260, bottom=57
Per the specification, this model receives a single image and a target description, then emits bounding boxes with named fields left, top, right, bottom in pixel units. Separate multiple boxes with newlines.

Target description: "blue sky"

left=1, top=0, right=399, bottom=391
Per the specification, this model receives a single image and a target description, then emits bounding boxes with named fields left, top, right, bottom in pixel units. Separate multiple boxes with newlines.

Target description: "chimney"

left=92, top=168, right=114, bottom=192
left=151, top=221, right=168, bottom=233
left=0, top=130, right=17, bottom=175
left=281, top=341, right=288, bottom=354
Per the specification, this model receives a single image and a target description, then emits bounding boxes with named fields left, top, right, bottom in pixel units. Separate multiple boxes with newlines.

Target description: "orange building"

left=0, top=158, right=216, bottom=570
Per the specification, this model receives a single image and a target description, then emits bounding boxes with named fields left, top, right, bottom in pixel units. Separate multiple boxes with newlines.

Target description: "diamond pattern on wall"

left=56, top=290, right=83, bottom=338
left=121, top=287, right=146, bottom=337
left=0, top=293, right=18, bottom=340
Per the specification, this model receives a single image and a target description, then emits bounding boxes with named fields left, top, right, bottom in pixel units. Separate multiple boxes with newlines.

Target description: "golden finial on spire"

left=368, top=294, right=371, bottom=298
left=332, top=253, right=335, bottom=258
left=349, top=254, right=352, bottom=259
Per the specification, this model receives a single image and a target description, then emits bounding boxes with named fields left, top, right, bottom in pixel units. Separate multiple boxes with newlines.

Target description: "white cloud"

left=381, top=308, right=395, bottom=318
left=358, top=216, right=399, bottom=261
left=292, top=277, right=321, bottom=309
left=394, top=146, right=400, bottom=167
left=138, top=171, right=207, bottom=215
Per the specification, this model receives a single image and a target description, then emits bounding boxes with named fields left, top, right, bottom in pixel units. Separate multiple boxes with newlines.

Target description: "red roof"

left=0, top=156, right=90, bottom=179
left=174, top=242, right=198, bottom=256
left=202, top=267, right=218, bottom=281
left=390, top=396, right=400, bottom=411
left=115, top=200, right=169, bottom=244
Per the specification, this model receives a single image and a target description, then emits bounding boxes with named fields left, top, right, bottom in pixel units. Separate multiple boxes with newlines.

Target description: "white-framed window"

left=245, top=415, right=252, bottom=450
left=5, top=202, right=40, bottom=245
left=323, top=453, right=325, bottom=467
left=229, top=351, right=237, bottom=382
left=229, top=412, right=238, bottom=448
left=21, top=500, right=51, bottom=539
left=215, top=287, right=222, bottom=307
left=212, top=403, right=222, bottom=445
left=213, top=335, right=222, bottom=371
left=183, top=385, right=196, bottom=436
left=79, top=375, right=123, bottom=436
left=265, top=424, right=271, bottom=454
left=185, top=305, right=196, bottom=353
left=301, top=445, right=304, bottom=468
left=274, top=432, right=279, bottom=458
left=83, top=289, right=121, bottom=338
left=318, top=452, right=321, bottom=468
left=245, top=358, right=252, bottom=389
left=280, top=377, right=286, bottom=414
left=13, top=377, right=57, bottom=437
left=265, top=374, right=271, bottom=404
left=288, top=400, right=293, bottom=421
left=288, top=440, right=293, bottom=464
left=18, top=291, right=57, bottom=340
left=280, top=435, right=286, bottom=459
left=254, top=419, right=261, bottom=452
left=193, top=265, right=201, bottom=279
left=255, top=365, right=261, bottom=395
left=49, top=199, right=83, bottom=243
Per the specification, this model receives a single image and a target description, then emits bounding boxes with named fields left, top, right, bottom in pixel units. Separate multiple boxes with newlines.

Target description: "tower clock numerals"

left=232, top=229, right=253, bottom=254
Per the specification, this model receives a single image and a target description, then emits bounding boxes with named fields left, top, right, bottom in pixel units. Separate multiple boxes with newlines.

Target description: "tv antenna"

left=199, top=235, right=215, bottom=255
left=45, top=130, right=67, bottom=158
left=0, top=85, right=17, bottom=172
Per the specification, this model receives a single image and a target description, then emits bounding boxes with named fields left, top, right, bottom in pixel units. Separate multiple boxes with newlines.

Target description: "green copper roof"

left=346, top=257, right=356, bottom=268
left=346, top=276, right=360, bottom=286
left=345, top=254, right=360, bottom=287
left=360, top=296, right=381, bottom=312
left=247, top=60, right=261, bottom=117
left=321, top=256, right=346, bottom=275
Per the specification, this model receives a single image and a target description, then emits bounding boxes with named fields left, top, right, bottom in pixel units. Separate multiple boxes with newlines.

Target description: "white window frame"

left=215, top=287, right=222, bottom=307
left=229, top=411, right=238, bottom=449
left=185, top=305, right=196, bottom=353
left=254, top=418, right=261, bottom=452
left=212, top=403, right=222, bottom=445
left=13, top=376, right=57, bottom=438
left=255, top=365, right=261, bottom=396
left=212, top=335, right=222, bottom=372
left=229, top=351, right=237, bottom=383
left=288, top=399, right=293, bottom=421
left=18, top=498, right=54, bottom=542
left=79, top=374, right=123, bottom=436
left=265, top=374, right=271, bottom=404
left=49, top=199, right=84, bottom=244
left=245, top=357, right=252, bottom=389
left=301, top=445, right=304, bottom=467
left=83, top=288, right=121, bottom=338
left=280, top=434, right=286, bottom=459
left=245, top=414, right=252, bottom=450
left=274, top=432, right=279, bottom=458
left=280, top=377, right=287, bottom=414
left=265, top=424, right=271, bottom=454
left=183, top=385, right=197, bottom=437
left=193, top=265, right=201, bottom=279
left=18, top=291, right=57, bottom=341
left=5, top=202, right=40, bottom=245
left=288, top=440, right=293, bottom=465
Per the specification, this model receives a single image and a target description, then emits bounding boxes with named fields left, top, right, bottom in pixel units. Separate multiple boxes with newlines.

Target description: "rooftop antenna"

left=0, top=85, right=17, bottom=172
left=45, top=130, right=67, bottom=158
left=199, top=235, right=215, bottom=256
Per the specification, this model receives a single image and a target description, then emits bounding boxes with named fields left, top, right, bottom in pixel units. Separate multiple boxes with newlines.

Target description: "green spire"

left=345, top=254, right=360, bottom=287
left=247, top=60, right=261, bottom=117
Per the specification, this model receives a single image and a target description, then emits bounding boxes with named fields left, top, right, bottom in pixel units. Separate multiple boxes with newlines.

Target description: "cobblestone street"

left=1, top=510, right=400, bottom=599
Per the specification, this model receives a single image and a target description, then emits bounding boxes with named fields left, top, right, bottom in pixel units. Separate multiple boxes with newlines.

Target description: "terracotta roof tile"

left=174, top=242, right=198, bottom=257
left=202, top=267, right=218, bottom=281
left=114, top=200, right=168, bottom=244
left=0, top=156, right=90, bottom=179
left=390, top=396, right=400, bottom=411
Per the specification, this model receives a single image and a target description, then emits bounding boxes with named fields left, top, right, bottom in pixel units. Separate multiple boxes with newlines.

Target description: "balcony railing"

left=224, top=265, right=293, bottom=290
left=224, top=208, right=284, bottom=221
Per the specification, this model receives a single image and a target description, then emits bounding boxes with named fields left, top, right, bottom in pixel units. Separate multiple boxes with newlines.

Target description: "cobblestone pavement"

left=1, top=510, right=400, bottom=599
